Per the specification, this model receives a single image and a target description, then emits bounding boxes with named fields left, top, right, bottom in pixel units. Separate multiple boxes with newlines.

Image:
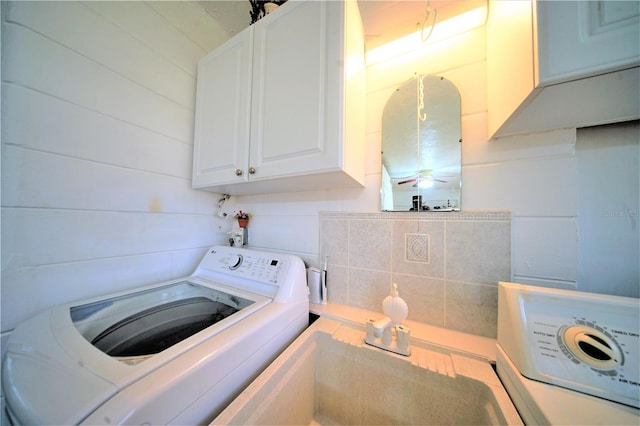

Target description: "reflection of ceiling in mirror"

left=382, top=76, right=461, bottom=194
left=383, top=79, right=417, bottom=176
left=419, top=78, right=461, bottom=175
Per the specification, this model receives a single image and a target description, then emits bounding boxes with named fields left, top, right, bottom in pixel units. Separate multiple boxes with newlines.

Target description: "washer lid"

left=497, top=281, right=640, bottom=409
left=3, top=280, right=271, bottom=425
left=2, top=310, right=118, bottom=425
left=71, top=281, right=254, bottom=361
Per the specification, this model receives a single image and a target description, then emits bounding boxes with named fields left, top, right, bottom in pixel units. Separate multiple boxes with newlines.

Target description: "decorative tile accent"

left=392, top=220, right=444, bottom=278
left=405, top=233, right=430, bottom=263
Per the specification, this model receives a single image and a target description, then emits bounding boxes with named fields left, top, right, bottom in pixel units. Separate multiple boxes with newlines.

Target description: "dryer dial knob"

left=561, top=325, right=622, bottom=370
left=577, top=333, right=614, bottom=361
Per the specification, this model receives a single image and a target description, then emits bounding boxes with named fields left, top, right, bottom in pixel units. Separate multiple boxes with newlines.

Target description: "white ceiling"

left=197, top=1, right=251, bottom=38
left=197, top=1, right=481, bottom=50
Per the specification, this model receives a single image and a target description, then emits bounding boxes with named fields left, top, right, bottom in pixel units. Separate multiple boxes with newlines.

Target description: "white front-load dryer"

left=497, top=281, right=639, bottom=425
left=2, top=246, right=309, bottom=425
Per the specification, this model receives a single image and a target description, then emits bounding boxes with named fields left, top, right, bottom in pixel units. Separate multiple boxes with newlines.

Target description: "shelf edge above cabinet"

left=490, top=66, right=640, bottom=139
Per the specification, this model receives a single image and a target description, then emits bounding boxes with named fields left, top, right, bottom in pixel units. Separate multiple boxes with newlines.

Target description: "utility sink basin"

left=212, top=317, right=522, bottom=425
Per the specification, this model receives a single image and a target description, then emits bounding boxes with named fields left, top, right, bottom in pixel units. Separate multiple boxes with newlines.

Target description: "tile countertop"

left=309, top=302, right=498, bottom=363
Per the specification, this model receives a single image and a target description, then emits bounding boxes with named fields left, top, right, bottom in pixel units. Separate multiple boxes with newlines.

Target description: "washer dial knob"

left=560, top=325, right=623, bottom=370
left=227, top=254, right=243, bottom=270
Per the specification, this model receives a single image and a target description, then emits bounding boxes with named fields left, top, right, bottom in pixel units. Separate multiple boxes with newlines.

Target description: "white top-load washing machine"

left=2, top=246, right=309, bottom=425
left=497, top=281, right=639, bottom=425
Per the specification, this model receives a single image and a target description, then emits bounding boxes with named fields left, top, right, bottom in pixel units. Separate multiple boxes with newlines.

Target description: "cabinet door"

left=192, top=27, right=253, bottom=188
left=249, top=1, right=343, bottom=181
left=536, top=1, right=640, bottom=85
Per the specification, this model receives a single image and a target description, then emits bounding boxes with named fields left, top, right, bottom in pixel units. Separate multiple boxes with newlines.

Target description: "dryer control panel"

left=498, top=282, right=639, bottom=409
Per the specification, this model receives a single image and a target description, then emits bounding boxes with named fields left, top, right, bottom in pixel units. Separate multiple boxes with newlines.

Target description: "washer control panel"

left=191, top=246, right=308, bottom=302
left=498, top=282, right=639, bottom=409
left=211, top=251, right=288, bottom=284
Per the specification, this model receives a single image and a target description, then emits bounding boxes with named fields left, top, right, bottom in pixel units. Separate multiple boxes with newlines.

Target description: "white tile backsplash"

left=321, top=211, right=511, bottom=338
left=393, top=274, right=445, bottom=327
left=445, top=221, right=511, bottom=285
left=348, top=219, right=393, bottom=271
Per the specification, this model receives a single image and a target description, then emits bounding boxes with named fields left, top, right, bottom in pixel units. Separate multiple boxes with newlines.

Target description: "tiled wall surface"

left=320, top=211, right=511, bottom=338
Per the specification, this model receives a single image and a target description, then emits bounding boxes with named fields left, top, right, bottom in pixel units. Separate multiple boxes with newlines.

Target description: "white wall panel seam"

left=1, top=243, right=216, bottom=268
left=1, top=83, right=194, bottom=166
left=84, top=1, right=211, bottom=72
left=1, top=81, right=192, bottom=146
left=144, top=1, right=228, bottom=54
left=461, top=152, right=577, bottom=168
left=3, top=141, right=192, bottom=181
left=1, top=18, right=195, bottom=110
left=1, top=206, right=215, bottom=217
left=4, top=1, right=197, bottom=108
left=2, top=23, right=193, bottom=142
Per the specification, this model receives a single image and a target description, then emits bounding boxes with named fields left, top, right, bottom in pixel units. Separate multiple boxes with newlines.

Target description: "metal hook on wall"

left=215, top=194, right=231, bottom=219
left=420, top=0, right=438, bottom=43
left=217, top=194, right=231, bottom=209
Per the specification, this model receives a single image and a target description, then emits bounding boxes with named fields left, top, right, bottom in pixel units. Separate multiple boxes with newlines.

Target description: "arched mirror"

left=380, top=75, right=462, bottom=211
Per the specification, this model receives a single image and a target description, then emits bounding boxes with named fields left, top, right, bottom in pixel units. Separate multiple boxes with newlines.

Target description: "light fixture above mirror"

left=364, top=1, right=487, bottom=66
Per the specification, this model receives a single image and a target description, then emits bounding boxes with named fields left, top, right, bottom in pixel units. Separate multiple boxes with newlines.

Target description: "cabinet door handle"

left=248, top=167, right=256, bottom=175
left=235, top=169, right=243, bottom=176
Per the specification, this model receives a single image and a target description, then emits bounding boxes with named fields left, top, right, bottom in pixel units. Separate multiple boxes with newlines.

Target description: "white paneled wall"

left=576, top=121, right=639, bottom=297
left=1, top=1, right=231, bottom=334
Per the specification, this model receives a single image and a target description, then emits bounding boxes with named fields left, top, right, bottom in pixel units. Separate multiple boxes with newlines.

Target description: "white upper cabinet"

left=488, top=0, right=640, bottom=139
left=192, top=29, right=252, bottom=187
left=192, top=0, right=366, bottom=195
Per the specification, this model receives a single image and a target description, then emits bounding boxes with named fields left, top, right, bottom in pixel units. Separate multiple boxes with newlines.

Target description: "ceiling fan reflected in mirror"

left=395, top=169, right=449, bottom=188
